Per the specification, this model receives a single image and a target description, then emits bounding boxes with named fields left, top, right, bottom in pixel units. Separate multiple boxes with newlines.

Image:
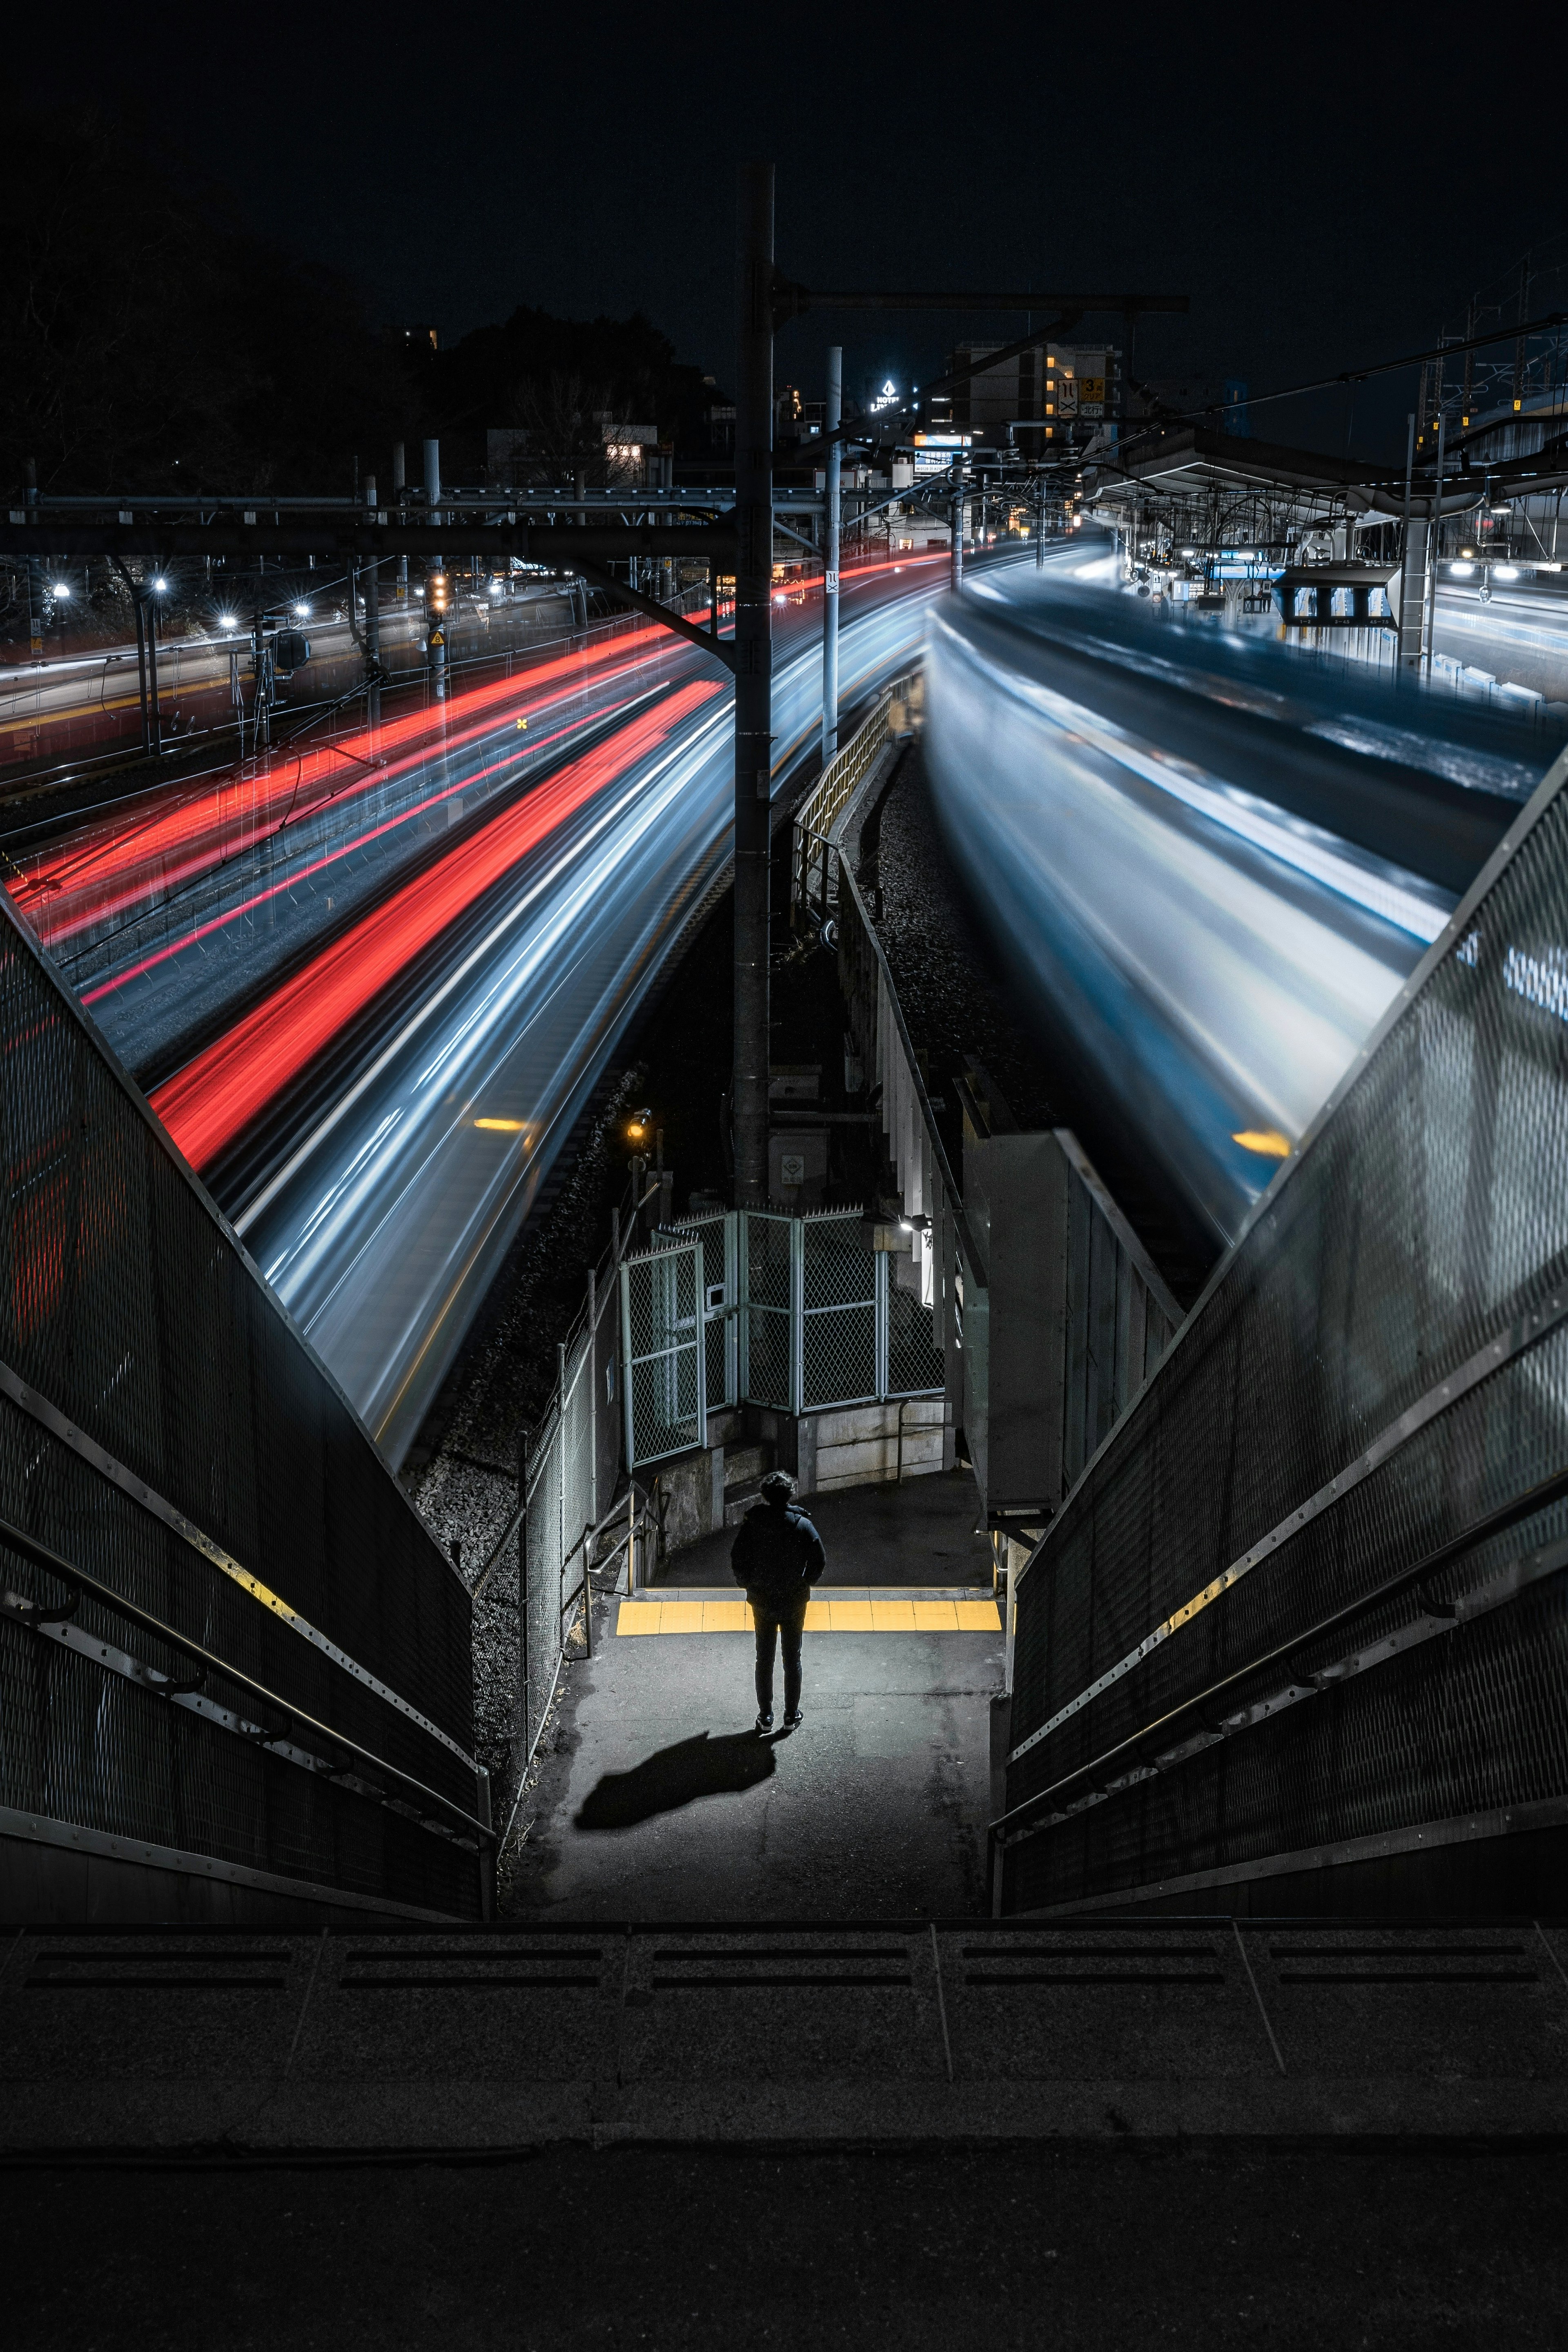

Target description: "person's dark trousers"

left=749, top=1586, right=809, bottom=1718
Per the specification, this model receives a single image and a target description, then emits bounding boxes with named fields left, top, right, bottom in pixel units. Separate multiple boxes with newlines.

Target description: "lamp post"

left=821, top=344, right=842, bottom=766
left=950, top=452, right=965, bottom=595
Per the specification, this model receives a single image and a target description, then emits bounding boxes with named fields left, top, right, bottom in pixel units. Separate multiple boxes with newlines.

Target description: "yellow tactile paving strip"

left=617, top=1596, right=1002, bottom=1635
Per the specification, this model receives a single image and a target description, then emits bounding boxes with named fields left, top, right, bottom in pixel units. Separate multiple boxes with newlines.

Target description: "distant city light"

left=217, top=614, right=238, bottom=630
left=294, top=601, right=310, bottom=616
left=488, top=579, right=504, bottom=596
left=51, top=582, right=71, bottom=599
left=152, top=577, right=168, bottom=592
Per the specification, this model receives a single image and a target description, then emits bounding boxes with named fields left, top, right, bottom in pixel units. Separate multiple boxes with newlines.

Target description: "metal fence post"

left=790, top=1217, right=806, bottom=1418
left=518, top=1426, right=532, bottom=1758
left=586, top=1264, right=598, bottom=1528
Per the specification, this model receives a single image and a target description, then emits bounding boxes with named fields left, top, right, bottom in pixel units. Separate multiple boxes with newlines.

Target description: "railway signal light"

left=428, top=570, right=450, bottom=616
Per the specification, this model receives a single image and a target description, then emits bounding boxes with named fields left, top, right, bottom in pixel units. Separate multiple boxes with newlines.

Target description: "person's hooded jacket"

left=730, top=1497, right=826, bottom=1606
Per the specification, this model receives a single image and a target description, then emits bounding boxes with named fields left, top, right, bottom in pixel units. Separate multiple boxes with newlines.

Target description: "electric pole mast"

left=731, top=162, right=775, bottom=1209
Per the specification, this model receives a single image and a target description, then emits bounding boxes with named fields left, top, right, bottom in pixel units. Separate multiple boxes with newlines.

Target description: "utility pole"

left=24, top=459, right=43, bottom=660
left=821, top=344, right=842, bottom=766
left=1461, top=298, right=1476, bottom=428
left=392, top=442, right=408, bottom=598
left=251, top=601, right=273, bottom=757
left=113, top=557, right=153, bottom=757
left=731, top=160, right=775, bottom=1211
left=950, top=451, right=965, bottom=595
left=424, top=438, right=447, bottom=702
left=1036, top=471, right=1049, bottom=569
left=145, top=582, right=163, bottom=758
left=1424, top=412, right=1446, bottom=676
left=363, top=472, right=382, bottom=734
left=1397, top=414, right=1423, bottom=668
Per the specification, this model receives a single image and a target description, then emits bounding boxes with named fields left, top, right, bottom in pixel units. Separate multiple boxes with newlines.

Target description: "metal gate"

left=622, top=1209, right=941, bottom=1466
left=655, top=1213, right=738, bottom=1414
left=619, top=1241, right=706, bottom=1468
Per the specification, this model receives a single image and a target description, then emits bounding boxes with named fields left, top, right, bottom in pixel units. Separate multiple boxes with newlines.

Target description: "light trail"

left=13, top=620, right=683, bottom=943
left=927, top=558, right=1559, bottom=1246
left=226, top=564, right=949, bottom=1462
left=151, top=679, right=723, bottom=1170
left=78, top=684, right=666, bottom=1006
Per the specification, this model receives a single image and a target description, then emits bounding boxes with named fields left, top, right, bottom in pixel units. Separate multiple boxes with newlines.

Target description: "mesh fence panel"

left=522, top=1407, right=565, bottom=1757
left=802, top=1216, right=876, bottom=1409
left=1003, top=764, right=1568, bottom=1915
left=0, top=898, right=479, bottom=1917
left=742, top=1214, right=793, bottom=1411
left=621, top=1244, right=704, bottom=1466
left=657, top=1215, right=735, bottom=1410
left=560, top=1332, right=596, bottom=1588
left=887, top=1269, right=945, bottom=1399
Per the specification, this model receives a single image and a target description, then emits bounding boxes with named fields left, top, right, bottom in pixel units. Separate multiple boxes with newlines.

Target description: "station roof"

left=1088, top=424, right=1395, bottom=512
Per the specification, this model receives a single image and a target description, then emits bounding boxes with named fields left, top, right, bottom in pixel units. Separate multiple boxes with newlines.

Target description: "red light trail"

left=150, top=679, right=722, bottom=1172
left=11, top=620, right=690, bottom=943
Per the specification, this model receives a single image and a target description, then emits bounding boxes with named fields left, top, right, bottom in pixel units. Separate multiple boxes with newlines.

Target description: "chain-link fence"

left=791, top=673, right=918, bottom=931
left=520, top=1322, right=601, bottom=1762
left=621, top=1206, right=943, bottom=1467
left=619, top=1241, right=706, bottom=1466
left=998, top=749, right=1568, bottom=1917
left=0, top=894, right=484, bottom=1921
left=802, top=1215, right=878, bottom=1410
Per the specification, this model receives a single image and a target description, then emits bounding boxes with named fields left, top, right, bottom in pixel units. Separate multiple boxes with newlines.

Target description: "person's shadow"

left=574, top=1730, right=776, bottom=1832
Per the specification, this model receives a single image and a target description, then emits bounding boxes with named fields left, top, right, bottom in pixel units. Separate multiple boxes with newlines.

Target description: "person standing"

left=730, top=1469, right=825, bottom=1733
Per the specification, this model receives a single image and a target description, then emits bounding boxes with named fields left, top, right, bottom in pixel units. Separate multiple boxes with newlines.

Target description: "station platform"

left=505, top=1471, right=1004, bottom=1921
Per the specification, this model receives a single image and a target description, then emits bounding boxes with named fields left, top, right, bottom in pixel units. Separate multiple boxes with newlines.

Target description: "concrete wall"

left=807, top=1399, right=945, bottom=1493
left=648, top=1399, right=948, bottom=1559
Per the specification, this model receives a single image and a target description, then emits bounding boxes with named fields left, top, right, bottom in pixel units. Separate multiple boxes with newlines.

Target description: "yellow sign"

left=1080, top=377, right=1106, bottom=405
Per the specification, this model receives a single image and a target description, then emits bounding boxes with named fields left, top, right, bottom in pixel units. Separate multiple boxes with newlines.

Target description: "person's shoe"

left=755, top=1711, right=774, bottom=1733
left=782, top=1709, right=804, bottom=1731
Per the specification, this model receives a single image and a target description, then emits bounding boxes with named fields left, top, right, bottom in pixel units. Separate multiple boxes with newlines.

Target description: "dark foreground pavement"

left=5, top=2143, right=1566, bottom=2350
left=506, top=1471, right=1002, bottom=1920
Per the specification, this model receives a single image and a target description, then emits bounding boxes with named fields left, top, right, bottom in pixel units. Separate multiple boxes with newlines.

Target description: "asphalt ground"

left=6, top=2145, right=1565, bottom=2350
left=505, top=1479, right=1002, bottom=1922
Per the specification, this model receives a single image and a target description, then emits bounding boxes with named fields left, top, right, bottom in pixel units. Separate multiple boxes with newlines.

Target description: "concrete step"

left=3, top=1920, right=1562, bottom=2154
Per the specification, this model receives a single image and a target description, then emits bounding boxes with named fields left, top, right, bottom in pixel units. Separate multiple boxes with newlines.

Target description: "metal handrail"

left=792, top=675, right=917, bottom=922
left=0, top=1514, right=494, bottom=1847
left=989, top=1461, right=1568, bottom=1850
left=836, top=859, right=986, bottom=1285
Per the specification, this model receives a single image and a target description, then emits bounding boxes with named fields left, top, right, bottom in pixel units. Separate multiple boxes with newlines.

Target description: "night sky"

left=20, top=0, right=1567, bottom=465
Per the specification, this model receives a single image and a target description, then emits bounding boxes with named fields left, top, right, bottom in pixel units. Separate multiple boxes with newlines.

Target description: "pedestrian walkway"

left=617, top=1591, right=1000, bottom=1635
left=504, top=1471, right=1004, bottom=1921
left=662, top=1470, right=993, bottom=1588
